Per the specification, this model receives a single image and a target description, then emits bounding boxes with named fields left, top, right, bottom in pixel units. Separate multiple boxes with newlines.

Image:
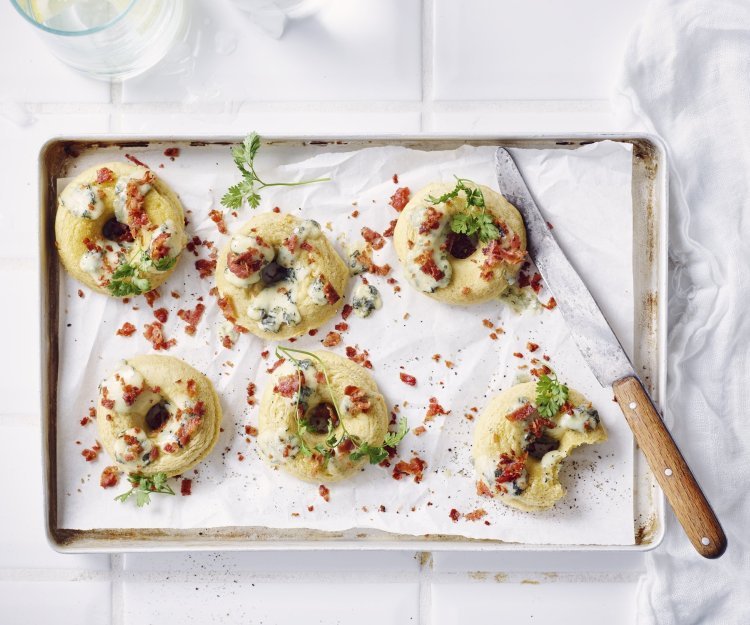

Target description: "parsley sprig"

left=108, top=261, right=151, bottom=297
left=535, top=372, right=569, bottom=418
left=428, top=176, right=501, bottom=243
left=275, top=345, right=408, bottom=465
left=114, top=472, right=175, bottom=507
left=221, top=133, right=331, bottom=210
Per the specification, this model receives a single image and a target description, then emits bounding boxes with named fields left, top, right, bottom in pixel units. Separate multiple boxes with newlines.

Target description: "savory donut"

left=472, top=380, right=607, bottom=512
left=393, top=181, right=526, bottom=304
left=215, top=212, right=349, bottom=340
left=96, top=355, right=222, bottom=478
left=257, top=350, right=389, bottom=482
left=55, top=162, right=186, bottom=298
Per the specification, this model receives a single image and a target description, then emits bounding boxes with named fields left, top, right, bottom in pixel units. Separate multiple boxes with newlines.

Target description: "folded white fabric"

left=614, top=1, right=750, bottom=623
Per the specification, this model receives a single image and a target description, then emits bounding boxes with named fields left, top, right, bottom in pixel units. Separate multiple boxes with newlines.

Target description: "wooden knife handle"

left=613, top=376, right=726, bottom=558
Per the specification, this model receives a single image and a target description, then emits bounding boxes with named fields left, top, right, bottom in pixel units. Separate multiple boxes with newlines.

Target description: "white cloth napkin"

left=614, top=0, right=750, bottom=623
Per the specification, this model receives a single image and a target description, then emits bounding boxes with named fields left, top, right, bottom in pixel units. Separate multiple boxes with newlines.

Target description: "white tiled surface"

left=0, top=0, right=652, bottom=623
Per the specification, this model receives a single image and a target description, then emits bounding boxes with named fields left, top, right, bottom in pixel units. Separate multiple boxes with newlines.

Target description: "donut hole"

left=445, top=231, right=478, bottom=259
left=260, top=259, right=291, bottom=286
left=525, top=433, right=560, bottom=460
left=305, top=402, right=339, bottom=434
left=102, top=217, right=134, bottom=243
left=145, top=401, right=170, bottom=432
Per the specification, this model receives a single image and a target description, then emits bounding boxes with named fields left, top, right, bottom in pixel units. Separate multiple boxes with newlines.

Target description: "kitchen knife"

left=495, top=147, right=726, bottom=559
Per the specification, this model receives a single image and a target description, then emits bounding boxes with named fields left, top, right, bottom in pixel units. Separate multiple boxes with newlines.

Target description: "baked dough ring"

left=257, top=350, right=389, bottom=482
left=56, top=161, right=186, bottom=298
left=472, top=382, right=607, bottom=512
left=215, top=212, right=349, bottom=340
left=393, top=182, right=526, bottom=304
left=96, top=355, right=222, bottom=478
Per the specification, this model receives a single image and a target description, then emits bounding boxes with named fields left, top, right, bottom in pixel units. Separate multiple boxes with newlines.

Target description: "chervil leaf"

left=536, top=373, right=569, bottom=418
left=222, top=132, right=331, bottom=210
left=114, top=472, right=175, bottom=508
left=433, top=177, right=501, bottom=244
left=383, top=417, right=409, bottom=448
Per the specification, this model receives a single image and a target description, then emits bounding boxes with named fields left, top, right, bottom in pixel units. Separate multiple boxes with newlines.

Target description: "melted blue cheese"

left=276, top=219, right=321, bottom=267
left=307, top=275, right=329, bottom=305
left=474, top=454, right=528, bottom=498
left=558, top=405, right=600, bottom=433
left=79, top=244, right=130, bottom=286
left=346, top=241, right=368, bottom=276
left=62, top=183, right=105, bottom=220
left=257, top=429, right=300, bottom=465
left=405, top=205, right=451, bottom=293
left=351, top=283, right=382, bottom=318
left=113, top=427, right=154, bottom=470
left=275, top=359, right=320, bottom=405
left=218, top=320, right=239, bottom=347
left=223, top=234, right=274, bottom=288
left=246, top=273, right=302, bottom=333
left=148, top=219, right=180, bottom=264
left=101, top=363, right=145, bottom=414
left=113, top=174, right=152, bottom=223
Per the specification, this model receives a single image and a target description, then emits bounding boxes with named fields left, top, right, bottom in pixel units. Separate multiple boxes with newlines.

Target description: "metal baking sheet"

left=39, top=135, right=667, bottom=552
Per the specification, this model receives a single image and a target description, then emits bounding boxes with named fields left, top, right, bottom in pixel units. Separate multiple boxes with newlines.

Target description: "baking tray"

left=39, top=134, right=667, bottom=552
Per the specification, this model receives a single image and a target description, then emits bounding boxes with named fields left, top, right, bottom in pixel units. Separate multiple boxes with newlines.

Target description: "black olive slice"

left=445, top=232, right=477, bottom=259
left=306, top=402, right=339, bottom=434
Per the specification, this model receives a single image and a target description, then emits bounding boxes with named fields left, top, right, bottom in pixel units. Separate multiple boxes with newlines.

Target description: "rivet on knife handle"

left=613, top=376, right=727, bottom=559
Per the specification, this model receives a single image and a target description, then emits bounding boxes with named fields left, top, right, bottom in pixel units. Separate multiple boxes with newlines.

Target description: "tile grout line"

left=418, top=552, right=433, bottom=625
left=420, top=0, right=435, bottom=133
left=111, top=553, right=124, bottom=625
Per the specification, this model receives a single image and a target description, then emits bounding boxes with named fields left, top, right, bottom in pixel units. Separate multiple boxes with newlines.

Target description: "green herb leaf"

left=152, top=255, right=177, bottom=273
left=114, top=472, right=175, bottom=507
left=383, top=416, right=409, bottom=448
left=429, top=176, right=501, bottom=244
left=536, top=373, right=569, bottom=418
left=221, top=132, right=331, bottom=210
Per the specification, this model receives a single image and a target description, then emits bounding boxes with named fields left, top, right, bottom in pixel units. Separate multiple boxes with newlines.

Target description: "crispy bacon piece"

left=195, top=258, right=217, bottom=279
left=177, top=303, right=206, bottom=335
left=413, top=250, right=445, bottom=281
left=125, top=171, right=155, bottom=236
left=334, top=322, right=349, bottom=332
left=175, top=412, right=202, bottom=447
left=382, top=218, right=398, bottom=238
left=543, top=297, right=557, bottom=310
left=419, top=206, right=443, bottom=234
left=449, top=508, right=461, bottom=522
left=164, top=147, right=180, bottom=159
left=343, top=385, right=371, bottom=415
left=345, top=346, right=373, bottom=369
left=95, top=167, right=113, bottom=183
left=530, top=364, right=552, bottom=378
left=480, top=235, right=525, bottom=280
left=100, top=466, right=120, bottom=488
left=425, top=397, right=449, bottom=422
left=283, top=234, right=299, bottom=254
left=226, top=248, right=264, bottom=279
left=180, top=479, right=192, bottom=496
left=495, top=451, right=528, bottom=484
left=153, top=308, right=168, bottom=323
left=322, top=280, right=340, bottom=304
left=267, top=358, right=285, bottom=373
left=506, top=403, right=537, bottom=422
left=124, top=153, right=148, bottom=168
left=100, top=386, right=115, bottom=410
left=341, top=304, right=353, bottom=320
left=246, top=382, right=257, bottom=406
left=245, top=424, right=259, bottom=437
left=144, top=289, right=160, bottom=308
left=399, top=372, right=417, bottom=386
left=361, top=226, right=385, bottom=250
left=150, top=232, right=171, bottom=260
left=186, top=378, right=198, bottom=398
left=527, top=342, right=539, bottom=352
left=530, top=273, right=543, bottom=293
left=274, top=373, right=301, bottom=398
left=81, top=447, right=98, bottom=462
left=526, top=416, right=557, bottom=439
left=116, top=322, right=136, bottom=337
left=476, top=480, right=493, bottom=498
left=413, top=425, right=427, bottom=436
left=217, top=296, right=236, bottom=323
left=319, top=484, right=331, bottom=502
left=465, top=509, right=487, bottom=522
left=143, top=321, right=176, bottom=351
left=322, top=331, right=341, bottom=347
left=392, top=456, right=426, bottom=483
left=389, top=187, right=410, bottom=212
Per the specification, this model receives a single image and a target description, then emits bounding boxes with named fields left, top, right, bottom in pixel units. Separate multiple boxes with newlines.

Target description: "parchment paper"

left=56, top=140, right=635, bottom=544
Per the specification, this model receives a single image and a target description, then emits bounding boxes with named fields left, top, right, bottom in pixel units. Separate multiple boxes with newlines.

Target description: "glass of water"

left=10, top=0, right=189, bottom=80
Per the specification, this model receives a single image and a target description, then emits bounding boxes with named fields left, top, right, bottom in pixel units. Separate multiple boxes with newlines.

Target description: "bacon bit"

left=530, top=273, right=543, bottom=293
left=465, top=509, right=488, bottom=522
left=307, top=505, right=314, bottom=512
left=261, top=350, right=270, bottom=359
left=81, top=447, right=98, bottom=462
left=543, top=354, right=551, bottom=362
left=526, top=416, right=557, bottom=439
left=476, top=480, right=492, bottom=498
left=334, top=322, right=349, bottom=332
left=543, top=297, right=557, bottom=310
left=101, top=387, right=115, bottom=410
left=530, top=365, right=552, bottom=378
left=480, top=235, right=525, bottom=280
left=177, top=302, right=206, bottom=335
left=95, top=167, right=114, bottom=183
left=449, top=508, right=461, bottom=522
left=361, top=226, right=385, bottom=250
left=180, top=479, right=192, bottom=496
left=507, top=403, right=537, bottom=422
left=318, top=484, right=331, bottom=502
left=341, top=304, right=353, bottom=320
left=399, top=372, right=417, bottom=386
left=489, top=332, right=498, bottom=340
left=209, top=209, right=228, bottom=234
left=392, top=174, right=399, bottom=184
left=425, top=397, right=449, bottom=422
left=382, top=219, right=398, bottom=238
left=343, top=385, right=372, bottom=415
left=445, top=360, right=455, bottom=369
left=75, top=288, right=84, bottom=299
left=345, top=345, right=373, bottom=369
left=124, top=153, right=148, bottom=168
left=513, top=352, right=524, bottom=359
left=195, top=258, right=216, bottom=279
left=153, top=308, right=168, bottom=323
left=482, top=319, right=493, bottom=328
left=164, top=147, right=180, bottom=159
left=274, top=374, right=301, bottom=398
left=217, top=296, right=236, bottom=323
left=527, top=342, right=539, bottom=352
left=144, top=289, right=160, bottom=308
left=414, top=250, right=445, bottom=281
left=143, top=321, right=176, bottom=351
left=186, top=378, right=198, bottom=398
left=100, top=466, right=119, bottom=488
left=322, top=281, right=340, bottom=304
left=246, top=382, right=257, bottom=406
left=244, top=424, right=258, bottom=437
left=267, top=358, right=285, bottom=374
left=419, top=206, right=443, bottom=235
left=322, top=331, right=341, bottom=347
left=431, top=354, right=441, bottom=362
left=116, top=322, right=136, bottom=337
left=389, top=187, right=410, bottom=212
left=392, top=456, right=426, bottom=483
left=413, top=425, right=427, bottom=436
left=495, top=453, right=528, bottom=489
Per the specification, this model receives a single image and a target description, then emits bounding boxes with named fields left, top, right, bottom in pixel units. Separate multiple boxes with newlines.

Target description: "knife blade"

left=494, top=147, right=726, bottom=559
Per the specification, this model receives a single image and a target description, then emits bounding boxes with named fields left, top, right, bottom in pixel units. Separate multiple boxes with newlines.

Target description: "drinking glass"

left=10, top=0, right=189, bottom=80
